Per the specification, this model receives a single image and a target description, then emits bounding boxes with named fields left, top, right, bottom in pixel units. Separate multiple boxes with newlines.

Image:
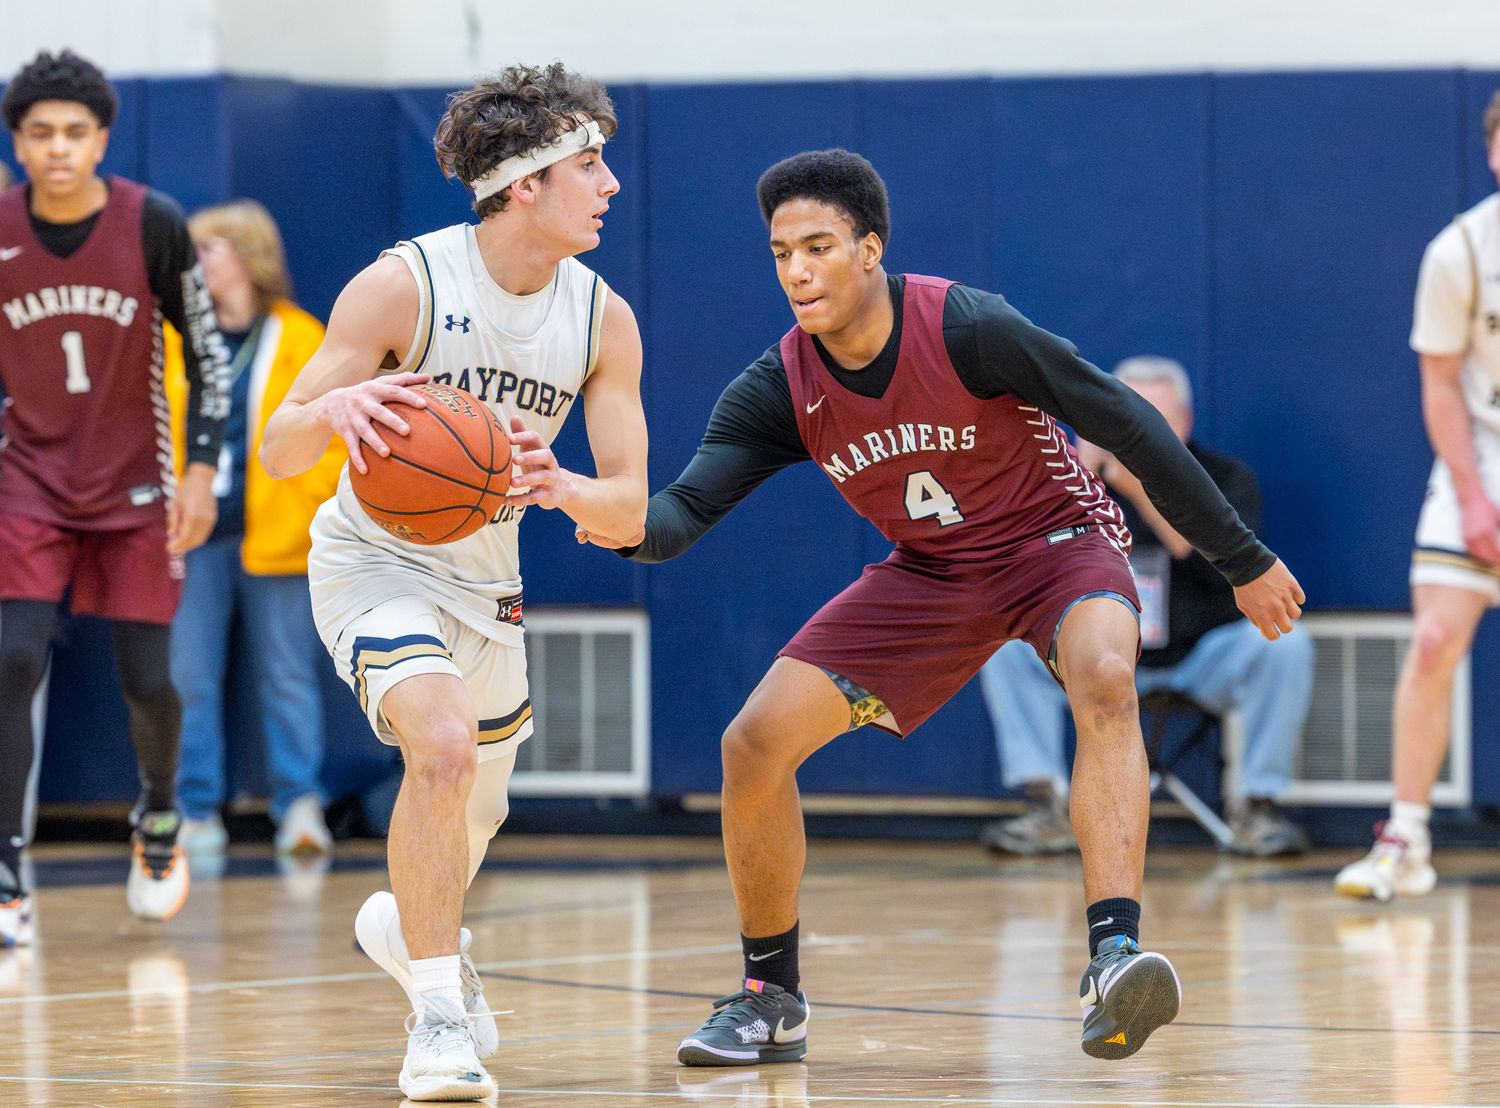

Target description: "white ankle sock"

left=410, top=954, right=463, bottom=1013
left=1389, top=801, right=1431, bottom=844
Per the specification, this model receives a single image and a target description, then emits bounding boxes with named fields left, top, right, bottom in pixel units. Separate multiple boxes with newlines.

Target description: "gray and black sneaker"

left=1078, top=936, right=1180, bottom=1060
left=677, top=980, right=810, bottom=1066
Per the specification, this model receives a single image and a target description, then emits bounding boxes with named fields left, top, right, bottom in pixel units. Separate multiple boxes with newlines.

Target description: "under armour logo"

left=445, top=314, right=471, bottom=333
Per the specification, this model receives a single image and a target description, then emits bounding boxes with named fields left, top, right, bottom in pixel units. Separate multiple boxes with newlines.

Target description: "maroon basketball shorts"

left=780, top=530, right=1138, bottom=737
left=0, top=512, right=183, bottom=625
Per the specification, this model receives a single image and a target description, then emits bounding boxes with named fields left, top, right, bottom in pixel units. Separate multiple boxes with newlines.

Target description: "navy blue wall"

left=7, top=68, right=1499, bottom=806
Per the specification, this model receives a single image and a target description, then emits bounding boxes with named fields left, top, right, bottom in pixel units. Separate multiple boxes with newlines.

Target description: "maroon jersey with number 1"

left=783, top=273, right=1130, bottom=561
left=0, top=177, right=168, bottom=529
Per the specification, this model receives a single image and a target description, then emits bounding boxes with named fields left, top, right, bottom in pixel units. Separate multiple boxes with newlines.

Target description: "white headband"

left=468, top=120, right=606, bottom=202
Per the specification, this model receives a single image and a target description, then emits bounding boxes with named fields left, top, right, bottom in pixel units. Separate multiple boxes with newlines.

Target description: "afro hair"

left=756, top=148, right=890, bottom=247
left=2, top=50, right=117, bottom=132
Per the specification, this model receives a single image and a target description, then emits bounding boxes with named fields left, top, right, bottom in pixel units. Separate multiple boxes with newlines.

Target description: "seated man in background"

left=979, top=356, right=1313, bottom=857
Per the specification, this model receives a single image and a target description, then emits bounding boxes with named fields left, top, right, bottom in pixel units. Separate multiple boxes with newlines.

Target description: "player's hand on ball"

left=312, top=372, right=431, bottom=474
left=503, top=415, right=577, bottom=510
left=168, top=461, right=219, bottom=554
left=1233, top=558, right=1304, bottom=641
left=1458, top=494, right=1500, bottom=566
left=574, top=525, right=646, bottom=549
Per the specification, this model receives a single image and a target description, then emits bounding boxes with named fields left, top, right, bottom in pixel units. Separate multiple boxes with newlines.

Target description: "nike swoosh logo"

left=0, top=247, right=21, bottom=261
left=1079, top=979, right=1098, bottom=1008
left=1089, top=917, right=1113, bottom=929
left=805, top=396, right=826, bottom=414
left=773, top=1016, right=807, bottom=1043
left=747, top=949, right=782, bottom=961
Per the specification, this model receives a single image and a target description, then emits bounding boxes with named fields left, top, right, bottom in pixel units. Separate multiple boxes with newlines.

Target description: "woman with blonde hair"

left=166, top=199, right=344, bottom=858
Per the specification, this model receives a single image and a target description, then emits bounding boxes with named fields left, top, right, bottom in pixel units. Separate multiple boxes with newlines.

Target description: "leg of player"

left=113, top=621, right=190, bottom=921
left=676, top=655, right=849, bottom=1067
left=356, top=748, right=513, bottom=1069
left=1336, top=583, right=1488, bottom=900
left=0, top=601, right=58, bottom=946
left=1056, top=597, right=1180, bottom=1061
left=378, top=671, right=496, bottom=1102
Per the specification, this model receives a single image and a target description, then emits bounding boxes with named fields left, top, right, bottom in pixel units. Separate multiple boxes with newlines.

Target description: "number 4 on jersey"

left=904, top=469, right=964, bottom=526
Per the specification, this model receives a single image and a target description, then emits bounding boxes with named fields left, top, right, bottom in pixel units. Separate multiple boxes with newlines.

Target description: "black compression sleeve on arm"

left=944, top=286, right=1276, bottom=586
left=621, top=347, right=810, bottom=564
left=144, top=192, right=230, bottom=466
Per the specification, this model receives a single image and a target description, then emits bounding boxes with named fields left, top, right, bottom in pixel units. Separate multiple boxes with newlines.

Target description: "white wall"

left=6, top=0, right=1500, bottom=85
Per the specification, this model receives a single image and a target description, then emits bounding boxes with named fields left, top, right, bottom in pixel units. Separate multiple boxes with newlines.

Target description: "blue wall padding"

left=5, top=68, right=1499, bottom=806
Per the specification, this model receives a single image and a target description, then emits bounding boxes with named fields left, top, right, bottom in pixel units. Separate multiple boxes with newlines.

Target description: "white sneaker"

left=355, top=890, right=499, bottom=1059
left=126, top=811, right=190, bottom=921
left=0, top=893, right=35, bottom=947
left=274, top=795, right=332, bottom=856
left=1335, top=822, right=1437, bottom=901
left=180, top=815, right=229, bottom=855
left=398, top=992, right=496, bottom=1101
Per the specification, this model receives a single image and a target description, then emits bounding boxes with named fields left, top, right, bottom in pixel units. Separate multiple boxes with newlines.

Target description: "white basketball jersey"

left=1412, top=192, right=1500, bottom=437
left=309, top=223, right=608, bottom=644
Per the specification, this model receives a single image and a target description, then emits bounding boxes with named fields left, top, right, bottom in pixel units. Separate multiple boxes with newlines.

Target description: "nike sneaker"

left=0, top=861, right=33, bottom=948
left=126, top=811, right=189, bottom=921
left=1334, top=821, right=1436, bottom=901
left=677, top=979, right=809, bottom=1066
left=1078, top=936, right=1180, bottom=1060
left=0, top=893, right=34, bottom=947
left=355, top=890, right=499, bottom=1059
left=398, top=991, right=496, bottom=1101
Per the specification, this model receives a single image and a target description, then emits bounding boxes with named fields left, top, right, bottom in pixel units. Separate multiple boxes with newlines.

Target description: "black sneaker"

left=677, top=980, right=810, bottom=1066
left=1078, top=936, right=1179, bottom=1059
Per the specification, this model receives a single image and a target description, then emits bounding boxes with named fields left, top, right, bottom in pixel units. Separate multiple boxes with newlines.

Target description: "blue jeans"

left=979, top=620, right=1314, bottom=799
left=170, top=536, right=325, bottom=823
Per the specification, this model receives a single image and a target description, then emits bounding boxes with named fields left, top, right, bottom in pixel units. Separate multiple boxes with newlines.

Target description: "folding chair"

left=1138, top=689, right=1235, bottom=847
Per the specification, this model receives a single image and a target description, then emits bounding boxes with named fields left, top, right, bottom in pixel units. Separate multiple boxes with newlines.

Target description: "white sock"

left=1389, top=800, right=1431, bottom=844
left=410, top=954, right=463, bottom=1014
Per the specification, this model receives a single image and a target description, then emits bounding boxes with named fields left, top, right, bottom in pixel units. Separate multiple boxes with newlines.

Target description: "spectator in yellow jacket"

left=165, top=200, right=344, bottom=860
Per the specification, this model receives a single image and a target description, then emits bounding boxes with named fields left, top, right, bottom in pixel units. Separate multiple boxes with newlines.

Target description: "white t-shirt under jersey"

left=307, top=222, right=609, bottom=646
left=1411, top=191, right=1500, bottom=437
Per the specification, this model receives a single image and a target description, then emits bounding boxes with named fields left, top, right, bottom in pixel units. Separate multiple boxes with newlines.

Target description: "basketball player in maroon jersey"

left=0, top=51, right=229, bottom=940
left=582, top=149, right=1304, bottom=1062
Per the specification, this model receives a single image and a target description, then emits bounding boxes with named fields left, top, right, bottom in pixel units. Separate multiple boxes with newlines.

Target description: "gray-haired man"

left=979, top=356, right=1313, bottom=856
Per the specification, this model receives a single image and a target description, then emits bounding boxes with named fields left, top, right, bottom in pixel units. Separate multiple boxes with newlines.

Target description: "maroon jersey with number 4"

left=783, top=274, right=1131, bottom=563
left=0, top=177, right=168, bottom=529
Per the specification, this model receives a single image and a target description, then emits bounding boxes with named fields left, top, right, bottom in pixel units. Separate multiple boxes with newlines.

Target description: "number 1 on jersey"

left=904, top=469, right=964, bottom=526
left=60, top=331, right=92, bottom=394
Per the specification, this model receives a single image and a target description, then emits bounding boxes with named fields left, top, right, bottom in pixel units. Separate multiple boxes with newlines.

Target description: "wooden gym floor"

left=3, top=835, right=1499, bottom=1106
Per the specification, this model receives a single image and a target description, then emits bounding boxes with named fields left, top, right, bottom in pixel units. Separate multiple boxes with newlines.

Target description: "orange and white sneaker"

left=0, top=892, right=34, bottom=947
left=1335, top=821, right=1436, bottom=901
left=126, top=811, right=189, bottom=921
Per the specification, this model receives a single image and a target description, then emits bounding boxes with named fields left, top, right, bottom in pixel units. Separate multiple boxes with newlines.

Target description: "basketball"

left=348, top=382, right=512, bottom=545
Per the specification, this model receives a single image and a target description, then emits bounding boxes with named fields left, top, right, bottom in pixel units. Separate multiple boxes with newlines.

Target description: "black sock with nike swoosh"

left=1086, top=897, right=1140, bottom=957
left=742, top=921, right=799, bottom=994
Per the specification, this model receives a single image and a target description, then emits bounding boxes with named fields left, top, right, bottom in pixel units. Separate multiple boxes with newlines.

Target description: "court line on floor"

left=0, top=941, right=744, bottom=1007
left=479, top=969, right=1500, bottom=1037
left=0, top=1074, right=1489, bottom=1108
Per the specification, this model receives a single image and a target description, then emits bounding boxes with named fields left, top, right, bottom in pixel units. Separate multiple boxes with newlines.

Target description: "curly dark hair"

left=434, top=62, right=616, bottom=218
left=756, top=149, right=891, bottom=247
left=2, top=49, right=117, bottom=132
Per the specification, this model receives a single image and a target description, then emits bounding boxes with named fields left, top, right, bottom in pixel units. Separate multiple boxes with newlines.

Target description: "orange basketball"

left=348, top=383, right=512, bottom=545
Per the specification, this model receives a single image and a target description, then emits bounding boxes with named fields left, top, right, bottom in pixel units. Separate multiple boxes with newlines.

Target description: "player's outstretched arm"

left=260, top=255, right=428, bottom=480
left=1233, top=557, right=1305, bottom=641
left=503, top=294, right=649, bottom=541
left=1420, top=352, right=1500, bottom=565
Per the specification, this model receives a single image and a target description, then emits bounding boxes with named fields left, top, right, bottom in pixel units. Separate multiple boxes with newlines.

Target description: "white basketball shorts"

left=1411, top=425, right=1500, bottom=604
left=325, top=593, right=532, bottom=762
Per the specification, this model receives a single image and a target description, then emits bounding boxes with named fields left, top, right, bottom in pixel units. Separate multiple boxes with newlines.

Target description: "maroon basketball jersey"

left=784, top=274, right=1130, bottom=563
left=0, top=177, right=167, bottom=528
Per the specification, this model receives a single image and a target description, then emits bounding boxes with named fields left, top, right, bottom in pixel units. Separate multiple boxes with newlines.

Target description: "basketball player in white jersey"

left=259, top=64, right=647, bottom=1100
left=1335, top=89, right=1500, bottom=901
